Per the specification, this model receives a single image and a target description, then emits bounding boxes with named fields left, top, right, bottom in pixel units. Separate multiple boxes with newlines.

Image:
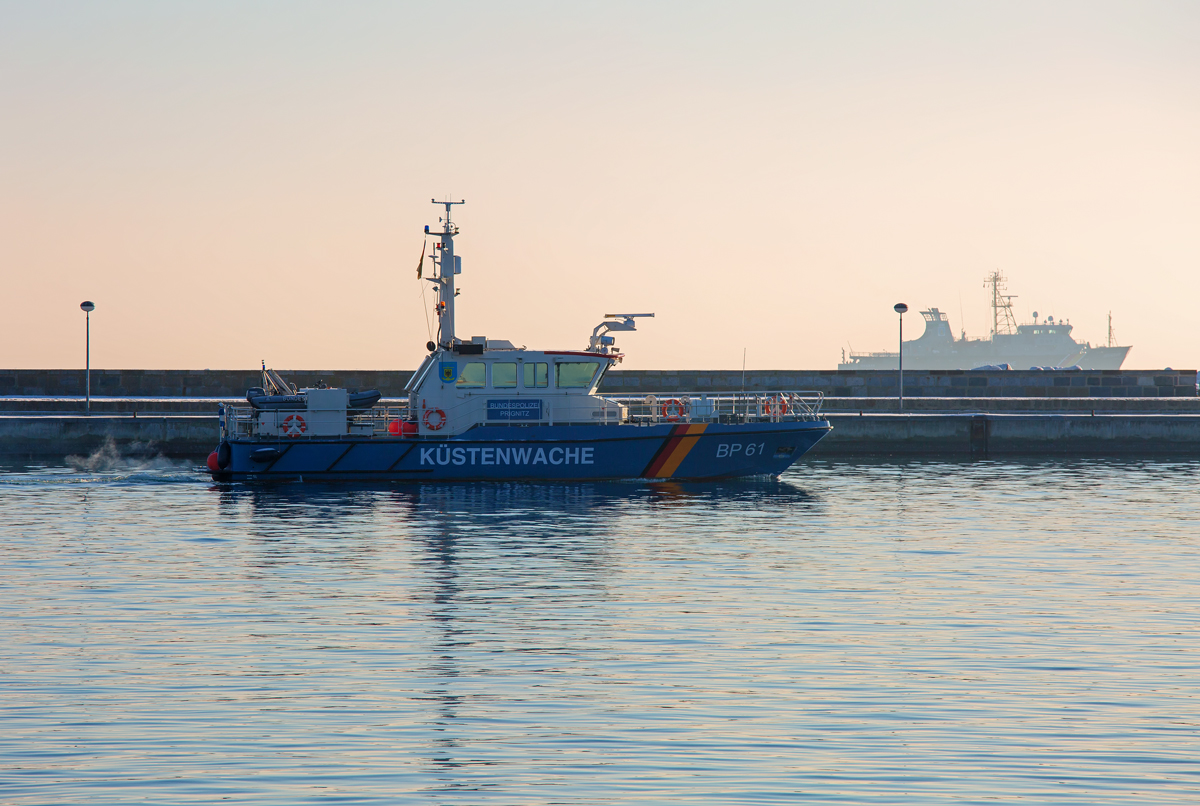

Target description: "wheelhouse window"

left=523, top=362, right=548, bottom=388
left=456, top=362, right=486, bottom=388
left=555, top=361, right=601, bottom=389
left=492, top=362, right=517, bottom=388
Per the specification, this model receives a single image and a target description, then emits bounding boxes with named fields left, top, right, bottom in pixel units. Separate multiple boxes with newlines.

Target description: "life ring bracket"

left=281, top=414, right=307, bottom=437
left=661, top=398, right=688, bottom=423
left=423, top=408, right=448, bottom=431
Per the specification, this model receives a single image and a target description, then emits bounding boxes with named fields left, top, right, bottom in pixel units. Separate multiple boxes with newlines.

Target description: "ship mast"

left=1107, top=311, right=1116, bottom=348
left=428, top=198, right=465, bottom=348
left=985, top=270, right=1018, bottom=337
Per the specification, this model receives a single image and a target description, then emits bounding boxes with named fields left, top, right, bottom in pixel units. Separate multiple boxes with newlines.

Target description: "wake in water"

left=65, top=437, right=195, bottom=473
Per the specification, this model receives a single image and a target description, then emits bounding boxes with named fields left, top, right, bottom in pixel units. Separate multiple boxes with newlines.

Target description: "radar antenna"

left=588, top=313, right=654, bottom=353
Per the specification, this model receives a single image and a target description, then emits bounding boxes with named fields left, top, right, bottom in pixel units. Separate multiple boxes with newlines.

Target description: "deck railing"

left=599, top=392, right=824, bottom=424
left=220, top=391, right=824, bottom=439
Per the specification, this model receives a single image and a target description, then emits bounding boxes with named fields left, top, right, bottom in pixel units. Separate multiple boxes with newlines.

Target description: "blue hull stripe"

left=386, top=444, right=417, bottom=472
left=260, top=443, right=293, bottom=472
left=324, top=444, right=356, bottom=472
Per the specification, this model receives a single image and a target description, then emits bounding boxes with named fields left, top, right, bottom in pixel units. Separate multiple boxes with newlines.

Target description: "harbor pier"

left=1, top=369, right=1196, bottom=460
left=3, top=412, right=1199, bottom=460
left=2, top=367, right=1197, bottom=399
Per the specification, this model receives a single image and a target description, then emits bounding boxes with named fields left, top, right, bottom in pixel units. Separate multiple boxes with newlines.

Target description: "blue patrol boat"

left=206, top=200, right=831, bottom=482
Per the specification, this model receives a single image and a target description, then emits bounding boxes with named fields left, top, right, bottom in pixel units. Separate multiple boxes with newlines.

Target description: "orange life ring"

left=661, top=398, right=686, bottom=422
left=423, top=408, right=447, bottom=431
left=760, top=395, right=789, bottom=417
left=281, top=413, right=307, bottom=437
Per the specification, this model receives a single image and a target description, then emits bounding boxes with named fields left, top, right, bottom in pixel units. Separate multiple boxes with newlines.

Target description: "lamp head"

left=893, top=303, right=908, bottom=314
left=80, top=301, right=95, bottom=313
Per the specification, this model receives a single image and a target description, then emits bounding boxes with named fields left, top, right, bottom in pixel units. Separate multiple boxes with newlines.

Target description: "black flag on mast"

left=416, top=242, right=425, bottom=279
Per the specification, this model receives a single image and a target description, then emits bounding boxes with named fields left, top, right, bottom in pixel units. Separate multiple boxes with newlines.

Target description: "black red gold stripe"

left=641, top=424, right=708, bottom=478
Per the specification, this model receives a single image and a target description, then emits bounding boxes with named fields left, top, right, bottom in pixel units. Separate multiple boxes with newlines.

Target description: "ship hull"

left=839, top=344, right=1131, bottom=371
left=210, top=421, right=832, bottom=483
left=1070, top=346, right=1131, bottom=370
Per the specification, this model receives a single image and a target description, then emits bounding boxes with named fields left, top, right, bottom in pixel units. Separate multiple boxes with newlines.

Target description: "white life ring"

left=661, top=398, right=686, bottom=422
left=760, top=395, right=789, bottom=417
left=423, top=408, right=447, bottom=431
left=281, top=413, right=307, bottom=437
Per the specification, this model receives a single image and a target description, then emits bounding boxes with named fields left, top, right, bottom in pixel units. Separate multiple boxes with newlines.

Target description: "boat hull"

left=210, top=421, right=832, bottom=482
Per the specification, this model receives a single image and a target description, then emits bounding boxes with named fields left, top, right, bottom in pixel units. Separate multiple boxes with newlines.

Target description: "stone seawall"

left=4, top=413, right=1200, bottom=459
left=823, top=414, right=1200, bottom=456
left=602, top=369, right=1198, bottom=397
left=0, top=369, right=413, bottom=398
left=3, top=368, right=1196, bottom=398
left=4, top=396, right=1199, bottom=415
left=0, top=416, right=217, bottom=458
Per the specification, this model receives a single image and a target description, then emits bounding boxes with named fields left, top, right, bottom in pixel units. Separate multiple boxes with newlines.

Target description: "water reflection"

left=214, top=476, right=825, bottom=521
left=11, top=461, right=1199, bottom=802
left=418, top=516, right=474, bottom=775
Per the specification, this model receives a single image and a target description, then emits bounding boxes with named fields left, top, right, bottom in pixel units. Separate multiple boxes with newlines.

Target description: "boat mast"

left=429, top=198, right=465, bottom=348
left=985, top=270, right=1018, bottom=337
left=1107, top=311, right=1116, bottom=348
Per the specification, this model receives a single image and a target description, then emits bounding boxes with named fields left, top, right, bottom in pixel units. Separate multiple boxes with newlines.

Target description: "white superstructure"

left=408, top=200, right=649, bottom=435
left=221, top=200, right=824, bottom=447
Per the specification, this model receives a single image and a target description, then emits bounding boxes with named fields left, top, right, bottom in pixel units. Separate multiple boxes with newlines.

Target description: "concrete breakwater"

left=1, top=368, right=1196, bottom=460
left=3, top=368, right=1197, bottom=398
left=824, top=414, right=1200, bottom=456
left=0, top=416, right=216, bottom=459
left=3, top=413, right=1200, bottom=460
left=4, top=395, right=1200, bottom=416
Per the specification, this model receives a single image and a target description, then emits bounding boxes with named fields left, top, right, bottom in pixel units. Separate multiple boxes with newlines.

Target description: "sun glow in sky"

left=2, top=1, right=1197, bottom=371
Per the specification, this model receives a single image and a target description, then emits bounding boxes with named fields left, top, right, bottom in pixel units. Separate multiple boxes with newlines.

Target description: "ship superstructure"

left=839, top=272, right=1131, bottom=371
left=207, top=200, right=831, bottom=482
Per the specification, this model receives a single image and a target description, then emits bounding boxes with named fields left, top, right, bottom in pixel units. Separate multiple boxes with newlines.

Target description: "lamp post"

left=80, top=301, right=95, bottom=413
left=894, top=302, right=908, bottom=410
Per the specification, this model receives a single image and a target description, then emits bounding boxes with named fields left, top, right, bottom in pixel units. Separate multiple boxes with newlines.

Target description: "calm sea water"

left=2, top=455, right=1198, bottom=805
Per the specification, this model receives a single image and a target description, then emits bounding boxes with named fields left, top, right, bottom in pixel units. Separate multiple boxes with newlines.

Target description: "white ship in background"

left=839, top=272, right=1132, bottom=371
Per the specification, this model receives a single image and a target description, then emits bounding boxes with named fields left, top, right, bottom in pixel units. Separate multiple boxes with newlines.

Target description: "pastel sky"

left=2, top=1, right=1197, bottom=371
